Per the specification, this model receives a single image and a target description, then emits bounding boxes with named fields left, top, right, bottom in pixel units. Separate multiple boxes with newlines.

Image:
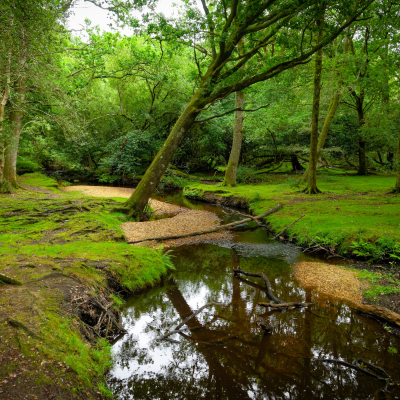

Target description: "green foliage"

left=183, top=187, right=204, bottom=200
left=16, top=156, right=41, bottom=174
left=0, top=179, right=14, bottom=194
left=388, top=347, right=398, bottom=355
left=236, top=166, right=258, bottom=184
left=358, top=269, right=400, bottom=300
left=350, top=236, right=400, bottom=261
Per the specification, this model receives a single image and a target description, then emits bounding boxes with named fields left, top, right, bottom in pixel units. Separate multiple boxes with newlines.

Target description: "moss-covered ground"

left=184, top=169, right=400, bottom=262
left=0, top=173, right=173, bottom=399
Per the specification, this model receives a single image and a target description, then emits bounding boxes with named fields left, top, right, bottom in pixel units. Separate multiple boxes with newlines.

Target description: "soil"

left=63, top=185, right=234, bottom=249
left=62, top=185, right=182, bottom=215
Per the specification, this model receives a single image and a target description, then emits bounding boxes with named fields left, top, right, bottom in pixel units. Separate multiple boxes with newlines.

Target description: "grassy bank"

left=0, top=173, right=173, bottom=399
left=184, top=170, right=400, bottom=262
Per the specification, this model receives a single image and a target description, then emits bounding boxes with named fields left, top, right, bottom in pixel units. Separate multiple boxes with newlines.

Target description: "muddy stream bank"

left=107, top=192, right=400, bottom=399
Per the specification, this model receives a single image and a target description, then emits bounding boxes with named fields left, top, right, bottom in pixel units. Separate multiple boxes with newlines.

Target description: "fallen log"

left=0, top=273, right=23, bottom=286
left=127, top=204, right=283, bottom=244
left=233, top=267, right=284, bottom=304
left=350, top=303, right=400, bottom=329
left=274, top=214, right=304, bottom=240
left=258, top=302, right=312, bottom=308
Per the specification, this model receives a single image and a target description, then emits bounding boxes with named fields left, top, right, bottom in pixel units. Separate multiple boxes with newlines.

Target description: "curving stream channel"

left=107, top=193, right=400, bottom=399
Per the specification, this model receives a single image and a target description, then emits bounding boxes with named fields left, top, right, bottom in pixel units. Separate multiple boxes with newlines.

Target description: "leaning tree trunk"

left=125, top=97, right=202, bottom=219
left=304, top=13, right=324, bottom=195
left=222, top=40, right=244, bottom=187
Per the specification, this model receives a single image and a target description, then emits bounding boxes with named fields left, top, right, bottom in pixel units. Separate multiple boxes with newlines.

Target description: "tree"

left=222, top=39, right=244, bottom=187
left=303, top=8, right=325, bottom=194
left=124, top=0, right=374, bottom=219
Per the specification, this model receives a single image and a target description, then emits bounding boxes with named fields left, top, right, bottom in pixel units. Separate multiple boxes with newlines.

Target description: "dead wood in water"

left=127, top=204, right=283, bottom=244
left=258, top=302, right=312, bottom=309
left=315, top=358, right=400, bottom=392
left=350, top=303, right=400, bottom=329
left=233, top=268, right=284, bottom=304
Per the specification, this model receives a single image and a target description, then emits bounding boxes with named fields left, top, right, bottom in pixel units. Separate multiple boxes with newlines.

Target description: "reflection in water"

left=109, top=237, right=400, bottom=399
left=108, top=194, right=400, bottom=399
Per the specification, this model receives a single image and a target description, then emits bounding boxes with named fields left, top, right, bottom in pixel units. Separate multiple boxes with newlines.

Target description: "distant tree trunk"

left=222, top=39, right=244, bottom=187
left=4, top=53, right=26, bottom=187
left=125, top=97, right=201, bottom=219
left=304, top=12, right=324, bottom=194
left=290, top=155, right=304, bottom=171
left=394, top=123, right=400, bottom=192
left=357, top=107, right=367, bottom=176
left=387, top=152, right=394, bottom=169
left=0, top=48, right=12, bottom=181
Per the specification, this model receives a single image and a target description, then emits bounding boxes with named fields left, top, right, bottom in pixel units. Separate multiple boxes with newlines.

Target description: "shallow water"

left=108, top=194, right=400, bottom=399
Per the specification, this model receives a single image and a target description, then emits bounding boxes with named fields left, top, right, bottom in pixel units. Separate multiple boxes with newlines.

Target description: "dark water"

left=108, top=195, right=400, bottom=399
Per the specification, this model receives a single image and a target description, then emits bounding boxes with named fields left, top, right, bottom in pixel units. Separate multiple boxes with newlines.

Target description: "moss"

left=185, top=172, right=400, bottom=261
left=0, top=173, right=175, bottom=399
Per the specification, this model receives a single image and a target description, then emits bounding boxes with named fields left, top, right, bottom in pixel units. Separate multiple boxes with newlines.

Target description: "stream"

left=107, top=192, right=400, bottom=399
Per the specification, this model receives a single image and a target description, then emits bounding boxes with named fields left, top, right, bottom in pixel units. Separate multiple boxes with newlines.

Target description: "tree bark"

left=304, top=12, right=325, bottom=194
left=4, top=59, right=26, bottom=187
left=222, top=39, right=244, bottom=187
left=358, top=138, right=367, bottom=175
left=0, top=48, right=12, bottom=181
left=290, top=154, right=304, bottom=171
left=125, top=96, right=202, bottom=219
left=394, top=122, right=400, bottom=192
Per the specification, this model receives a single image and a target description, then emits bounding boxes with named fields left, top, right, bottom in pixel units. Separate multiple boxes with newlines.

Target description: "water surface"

left=108, top=195, right=400, bottom=399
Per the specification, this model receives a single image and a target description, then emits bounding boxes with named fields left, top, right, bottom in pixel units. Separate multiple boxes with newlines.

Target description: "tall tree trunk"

left=4, top=99, right=24, bottom=187
left=0, top=49, right=12, bottom=181
left=290, top=154, right=304, bottom=171
left=394, top=122, right=400, bottom=193
left=222, top=40, right=244, bottom=187
left=4, top=52, right=26, bottom=187
left=125, top=97, right=202, bottom=219
left=304, top=12, right=325, bottom=194
left=357, top=108, right=367, bottom=175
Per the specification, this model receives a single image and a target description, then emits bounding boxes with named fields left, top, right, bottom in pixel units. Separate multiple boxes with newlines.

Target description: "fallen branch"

left=127, top=204, right=283, bottom=244
left=350, top=303, right=400, bottom=329
left=0, top=273, right=22, bottom=286
left=7, top=319, right=41, bottom=339
left=156, top=302, right=222, bottom=341
left=274, top=214, right=305, bottom=239
left=314, top=358, right=400, bottom=391
left=233, top=268, right=284, bottom=304
left=258, top=302, right=312, bottom=308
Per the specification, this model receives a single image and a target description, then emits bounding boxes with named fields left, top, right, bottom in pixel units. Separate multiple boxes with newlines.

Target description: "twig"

left=127, top=204, right=283, bottom=244
left=258, top=302, right=312, bottom=308
left=274, top=214, right=304, bottom=239
left=233, top=268, right=284, bottom=304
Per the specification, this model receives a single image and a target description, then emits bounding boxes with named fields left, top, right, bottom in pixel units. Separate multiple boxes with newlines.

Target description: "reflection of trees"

left=109, top=244, right=400, bottom=399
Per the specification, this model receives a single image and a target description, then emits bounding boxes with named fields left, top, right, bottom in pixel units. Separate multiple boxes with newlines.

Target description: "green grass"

left=0, top=173, right=175, bottom=398
left=357, top=269, right=400, bottom=300
left=185, top=171, right=400, bottom=260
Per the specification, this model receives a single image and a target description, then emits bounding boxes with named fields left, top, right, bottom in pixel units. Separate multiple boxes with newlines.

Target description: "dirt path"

left=62, top=185, right=233, bottom=248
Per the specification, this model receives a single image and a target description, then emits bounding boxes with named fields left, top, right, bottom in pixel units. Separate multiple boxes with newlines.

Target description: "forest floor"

left=0, top=174, right=174, bottom=400
left=62, top=186, right=233, bottom=248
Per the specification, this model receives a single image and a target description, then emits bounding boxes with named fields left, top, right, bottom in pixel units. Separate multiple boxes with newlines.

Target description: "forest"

left=1, top=0, right=400, bottom=399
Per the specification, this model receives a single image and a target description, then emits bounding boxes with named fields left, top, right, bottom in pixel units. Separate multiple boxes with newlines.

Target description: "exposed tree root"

left=7, top=318, right=42, bottom=340
left=0, top=273, right=23, bottom=285
left=127, top=204, right=283, bottom=244
left=301, top=186, right=322, bottom=194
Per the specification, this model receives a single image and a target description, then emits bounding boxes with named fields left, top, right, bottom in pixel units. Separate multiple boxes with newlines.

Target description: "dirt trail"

left=62, top=185, right=233, bottom=248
